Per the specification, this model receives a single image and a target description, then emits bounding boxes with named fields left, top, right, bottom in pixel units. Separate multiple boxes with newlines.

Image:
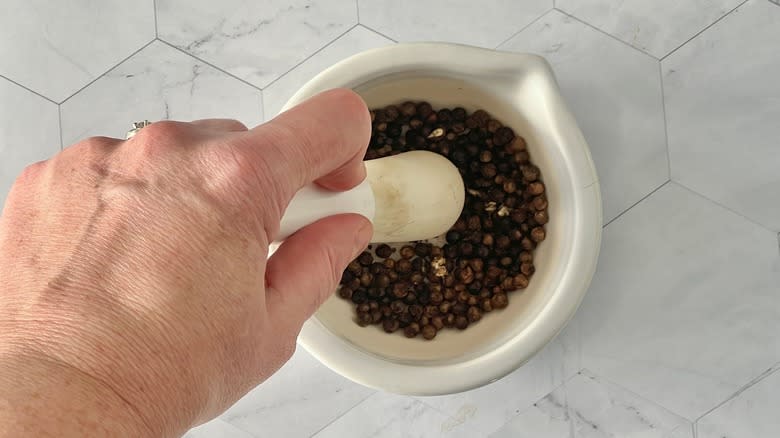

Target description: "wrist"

left=0, top=343, right=155, bottom=437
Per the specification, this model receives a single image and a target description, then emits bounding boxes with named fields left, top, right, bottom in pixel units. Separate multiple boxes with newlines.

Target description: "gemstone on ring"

left=126, top=120, right=152, bottom=139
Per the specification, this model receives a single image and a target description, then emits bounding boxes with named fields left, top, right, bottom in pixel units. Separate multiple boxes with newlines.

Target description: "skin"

left=0, top=89, right=373, bottom=437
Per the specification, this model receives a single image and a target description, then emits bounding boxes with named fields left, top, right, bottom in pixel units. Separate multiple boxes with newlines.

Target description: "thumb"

left=265, top=214, right=372, bottom=329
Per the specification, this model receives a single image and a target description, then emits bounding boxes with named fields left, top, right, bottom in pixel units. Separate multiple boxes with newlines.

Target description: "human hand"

left=0, top=89, right=372, bottom=437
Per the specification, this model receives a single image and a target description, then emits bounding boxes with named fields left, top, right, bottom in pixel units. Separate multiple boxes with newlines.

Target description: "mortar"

left=281, top=43, right=602, bottom=395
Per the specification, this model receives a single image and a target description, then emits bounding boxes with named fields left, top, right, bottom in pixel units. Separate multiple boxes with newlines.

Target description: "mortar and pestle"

left=275, top=43, right=602, bottom=396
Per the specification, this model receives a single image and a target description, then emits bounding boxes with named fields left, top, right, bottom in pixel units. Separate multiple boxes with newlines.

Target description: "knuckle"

left=17, top=160, right=47, bottom=183
left=127, top=121, right=189, bottom=157
left=221, top=119, right=248, bottom=131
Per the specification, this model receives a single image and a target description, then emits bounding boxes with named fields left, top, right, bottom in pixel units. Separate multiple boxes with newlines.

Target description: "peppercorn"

left=399, top=246, right=415, bottom=259
left=414, top=242, right=432, bottom=257
left=421, top=325, right=437, bottom=340
left=513, top=274, right=529, bottom=289
left=339, top=287, right=353, bottom=300
left=383, top=318, right=400, bottom=333
left=397, top=259, right=412, bottom=273
left=358, top=251, right=373, bottom=266
left=375, top=244, right=393, bottom=258
left=455, top=315, right=469, bottom=330
left=491, top=293, right=509, bottom=309
left=521, top=165, right=540, bottom=181
left=401, top=101, right=416, bottom=117
left=347, top=260, right=362, bottom=274
left=467, top=306, right=483, bottom=322
left=404, top=322, right=421, bottom=338
left=357, top=311, right=373, bottom=326
left=527, top=182, right=545, bottom=196
left=531, top=227, right=546, bottom=242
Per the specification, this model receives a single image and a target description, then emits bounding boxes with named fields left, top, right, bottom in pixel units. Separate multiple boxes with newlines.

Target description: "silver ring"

left=126, top=120, right=152, bottom=139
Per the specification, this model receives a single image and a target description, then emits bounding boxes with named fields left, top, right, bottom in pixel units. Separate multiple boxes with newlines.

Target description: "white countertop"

left=1, top=1, right=779, bottom=437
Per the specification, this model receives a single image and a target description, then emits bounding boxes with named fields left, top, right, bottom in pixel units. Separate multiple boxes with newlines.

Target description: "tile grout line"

left=152, top=0, right=159, bottom=38
left=356, top=23, right=397, bottom=43
left=660, top=0, right=750, bottom=61
left=673, top=181, right=778, bottom=233
left=776, top=232, right=780, bottom=255
left=577, top=367, right=693, bottom=424
left=553, top=7, right=660, bottom=60
left=155, top=38, right=265, bottom=93
left=495, top=8, right=555, bottom=49
left=477, top=369, right=584, bottom=436
left=603, top=180, right=670, bottom=228
left=0, top=74, right=59, bottom=105
left=59, top=39, right=156, bottom=105
left=307, top=390, right=378, bottom=437
left=258, top=88, right=266, bottom=122
left=658, top=61, right=673, bottom=181
left=261, top=23, right=361, bottom=91
left=693, top=362, right=780, bottom=425
left=355, top=0, right=360, bottom=22
left=57, top=105, right=64, bottom=150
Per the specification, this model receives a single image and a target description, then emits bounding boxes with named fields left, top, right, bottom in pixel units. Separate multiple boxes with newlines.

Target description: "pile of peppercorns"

left=338, top=101, right=548, bottom=340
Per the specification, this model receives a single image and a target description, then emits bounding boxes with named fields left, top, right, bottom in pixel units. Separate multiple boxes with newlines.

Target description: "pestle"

left=277, top=150, right=465, bottom=243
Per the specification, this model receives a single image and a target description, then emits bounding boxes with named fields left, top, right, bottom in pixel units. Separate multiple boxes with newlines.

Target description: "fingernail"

left=353, top=218, right=373, bottom=257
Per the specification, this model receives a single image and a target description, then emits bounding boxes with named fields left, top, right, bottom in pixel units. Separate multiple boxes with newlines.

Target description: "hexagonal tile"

left=184, top=419, right=253, bottom=438
left=697, top=366, right=780, bottom=438
left=556, top=0, right=743, bottom=58
left=263, top=26, right=394, bottom=119
left=0, top=78, right=60, bottom=209
left=60, top=41, right=263, bottom=147
left=220, top=348, right=374, bottom=438
left=576, top=183, right=780, bottom=419
left=491, top=371, right=692, bottom=438
left=313, top=392, right=459, bottom=438
left=156, top=0, right=357, bottom=89
left=0, top=0, right=155, bottom=102
left=358, top=0, right=551, bottom=48
left=499, top=10, right=668, bottom=224
left=417, top=322, right=581, bottom=436
left=663, top=0, right=780, bottom=231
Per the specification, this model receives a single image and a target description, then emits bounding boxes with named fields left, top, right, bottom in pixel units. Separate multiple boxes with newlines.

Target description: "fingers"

left=265, top=214, right=372, bottom=328
left=191, top=118, right=248, bottom=133
left=239, top=89, right=371, bottom=203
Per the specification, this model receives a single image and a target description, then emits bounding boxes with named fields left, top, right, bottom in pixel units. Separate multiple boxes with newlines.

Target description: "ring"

left=126, top=120, right=152, bottom=139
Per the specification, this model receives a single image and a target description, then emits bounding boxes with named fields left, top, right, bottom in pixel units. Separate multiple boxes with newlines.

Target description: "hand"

left=0, top=89, right=373, bottom=437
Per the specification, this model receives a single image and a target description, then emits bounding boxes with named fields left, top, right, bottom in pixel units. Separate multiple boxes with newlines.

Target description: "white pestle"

left=276, top=150, right=465, bottom=243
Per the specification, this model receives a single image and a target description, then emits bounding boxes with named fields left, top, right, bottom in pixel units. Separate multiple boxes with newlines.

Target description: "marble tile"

left=263, top=26, right=394, bottom=119
left=417, top=321, right=581, bottom=436
left=556, top=0, right=743, bottom=58
left=184, top=419, right=254, bottom=438
left=357, top=0, right=551, bottom=48
left=490, top=370, right=692, bottom=438
left=60, top=41, right=263, bottom=147
left=156, top=0, right=357, bottom=89
left=662, top=0, right=780, bottom=232
left=697, top=365, right=780, bottom=438
left=575, top=183, right=780, bottom=420
left=220, top=348, right=375, bottom=438
left=0, top=0, right=155, bottom=102
left=0, top=78, right=60, bottom=209
left=313, top=392, right=469, bottom=438
left=499, top=10, right=668, bottom=224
